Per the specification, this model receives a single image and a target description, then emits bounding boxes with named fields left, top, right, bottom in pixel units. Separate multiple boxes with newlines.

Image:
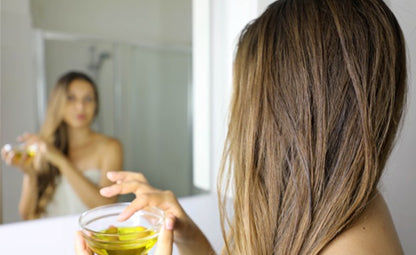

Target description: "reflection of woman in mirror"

left=77, top=0, right=406, bottom=254
left=1, top=71, right=123, bottom=220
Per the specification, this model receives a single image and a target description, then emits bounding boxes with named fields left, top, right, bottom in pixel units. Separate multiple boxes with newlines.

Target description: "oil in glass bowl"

left=79, top=203, right=164, bottom=255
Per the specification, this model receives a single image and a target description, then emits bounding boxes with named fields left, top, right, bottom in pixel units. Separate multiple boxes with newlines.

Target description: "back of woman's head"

left=219, top=0, right=406, bottom=254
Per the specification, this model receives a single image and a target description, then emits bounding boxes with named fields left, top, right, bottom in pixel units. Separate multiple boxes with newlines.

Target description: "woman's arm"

left=1, top=145, right=39, bottom=220
left=21, top=134, right=123, bottom=209
left=18, top=173, right=39, bottom=220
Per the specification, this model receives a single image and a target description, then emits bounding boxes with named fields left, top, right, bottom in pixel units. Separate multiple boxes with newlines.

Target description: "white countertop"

left=0, top=194, right=223, bottom=255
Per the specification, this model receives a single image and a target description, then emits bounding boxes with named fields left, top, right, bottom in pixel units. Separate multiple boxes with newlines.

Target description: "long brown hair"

left=34, top=71, right=99, bottom=218
left=218, top=0, right=407, bottom=254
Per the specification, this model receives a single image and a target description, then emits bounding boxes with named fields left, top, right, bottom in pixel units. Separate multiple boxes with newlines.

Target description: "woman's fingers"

left=17, top=132, right=36, bottom=142
left=100, top=180, right=154, bottom=197
left=155, top=214, right=176, bottom=255
left=18, top=153, right=31, bottom=166
left=17, top=134, right=39, bottom=148
left=1, top=145, right=15, bottom=165
left=106, top=171, right=148, bottom=183
left=101, top=171, right=154, bottom=198
left=1, top=146, right=8, bottom=160
left=3, top=150, right=14, bottom=165
left=117, top=196, right=150, bottom=221
left=17, top=134, right=47, bottom=155
left=117, top=191, right=178, bottom=222
left=102, top=171, right=183, bottom=232
left=74, top=231, right=92, bottom=255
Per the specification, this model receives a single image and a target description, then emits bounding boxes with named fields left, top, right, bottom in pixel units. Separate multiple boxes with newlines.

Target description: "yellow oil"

left=87, top=226, right=158, bottom=255
left=27, top=146, right=37, bottom=157
left=13, top=144, right=36, bottom=157
left=11, top=147, right=36, bottom=164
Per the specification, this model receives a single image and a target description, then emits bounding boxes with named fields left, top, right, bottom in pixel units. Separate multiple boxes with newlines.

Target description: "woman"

left=2, top=71, right=123, bottom=220
left=77, top=0, right=406, bottom=254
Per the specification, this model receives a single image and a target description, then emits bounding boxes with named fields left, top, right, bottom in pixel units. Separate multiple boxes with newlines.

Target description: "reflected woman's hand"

left=1, top=144, right=37, bottom=176
left=18, top=133, right=65, bottom=167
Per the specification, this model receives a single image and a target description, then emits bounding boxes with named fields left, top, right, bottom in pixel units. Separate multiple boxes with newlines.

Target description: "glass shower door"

left=118, top=45, right=193, bottom=197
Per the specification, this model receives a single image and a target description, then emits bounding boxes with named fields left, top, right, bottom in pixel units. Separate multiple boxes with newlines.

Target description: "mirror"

left=1, top=0, right=209, bottom=224
left=38, top=32, right=193, bottom=198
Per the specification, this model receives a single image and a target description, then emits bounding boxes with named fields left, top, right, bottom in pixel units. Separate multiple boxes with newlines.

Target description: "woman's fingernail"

left=100, top=187, right=110, bottom=195
left=165, top=217, right=174, bottom=230
left=117, top=212, right=128, bottom=221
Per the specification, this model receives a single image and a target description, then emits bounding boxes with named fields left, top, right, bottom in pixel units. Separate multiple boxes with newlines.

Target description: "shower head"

left=96, top=52, right=111, bottom=69
left=88, top=47, right=111, bottom=74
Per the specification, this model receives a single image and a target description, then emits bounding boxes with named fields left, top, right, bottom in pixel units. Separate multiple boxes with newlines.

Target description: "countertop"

left=0, top=194, right=223, bottom=255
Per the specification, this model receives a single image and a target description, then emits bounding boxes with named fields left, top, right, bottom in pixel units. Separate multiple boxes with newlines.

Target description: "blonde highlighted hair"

left=33, top=71, right=98, bottom=218
left=218, top=0, right=407, bottom=254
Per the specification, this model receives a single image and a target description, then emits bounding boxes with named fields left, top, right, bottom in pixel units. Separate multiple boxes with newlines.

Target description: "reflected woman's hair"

left=218, top=0, right=406, bottom=254
left=34, top=71, right=99, bottom=218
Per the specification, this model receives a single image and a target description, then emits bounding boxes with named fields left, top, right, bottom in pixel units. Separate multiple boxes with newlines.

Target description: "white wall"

left=0, top=0, right=37, bottom=224
left=30, top=0, right=191, bottom=46
left=209, top=0, right=259, bottom=192
left=382, top=1, right=416, bottom=253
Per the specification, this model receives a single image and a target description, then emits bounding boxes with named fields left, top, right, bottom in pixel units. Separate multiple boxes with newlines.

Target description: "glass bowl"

left=79, top=203, right=165, bottom=255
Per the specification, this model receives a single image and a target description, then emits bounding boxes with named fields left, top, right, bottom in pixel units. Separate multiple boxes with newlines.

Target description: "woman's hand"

left=74, top=215, right=176, bottom=255
left=1, top=143, right=37, bottom=176
left=155, top=215, right=175, bottom=255
left=99, top=171, right=191, bottom=242
left=99, top=171, right=215, bottom=255
left=75, top=231, right=92, bottom=255
left=18, top=133, right=65, bottom=168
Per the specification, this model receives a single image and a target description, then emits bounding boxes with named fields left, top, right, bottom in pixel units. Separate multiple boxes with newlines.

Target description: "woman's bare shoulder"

left=92, top=133, right=123, bottom=152
left=320, top=192, right=403, bottom=255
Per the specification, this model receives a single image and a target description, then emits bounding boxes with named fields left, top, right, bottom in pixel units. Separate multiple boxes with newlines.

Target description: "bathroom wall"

left=30, top=0, right=191, bottom=46
left=1, top=0, right=37, bottom=224
left=382, top=1, right=416, bottom=253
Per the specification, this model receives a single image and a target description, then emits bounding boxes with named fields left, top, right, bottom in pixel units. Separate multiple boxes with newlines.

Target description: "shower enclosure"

left=34, top=30, right=194, bottom=197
